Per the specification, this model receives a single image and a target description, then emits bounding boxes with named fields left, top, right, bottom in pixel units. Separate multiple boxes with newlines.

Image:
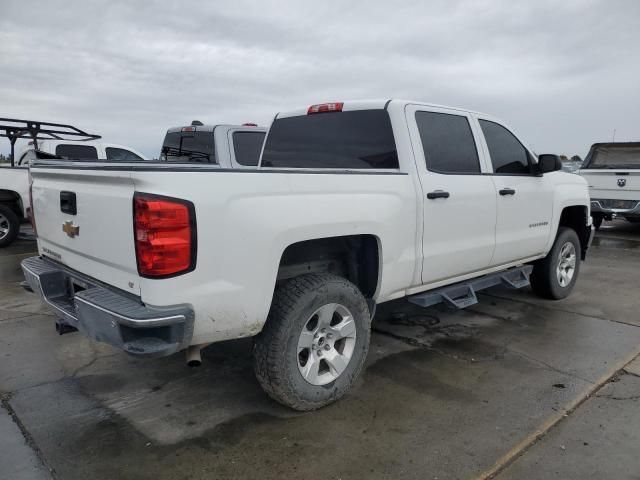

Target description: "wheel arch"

left=558, top=205, right=591, bottom=259
left=275, top=234, right=381, bottom=299
left=0, top=189, right=24, bottom=220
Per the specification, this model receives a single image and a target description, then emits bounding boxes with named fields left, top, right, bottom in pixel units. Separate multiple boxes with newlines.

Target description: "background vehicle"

left=0, top=118, right=102, bottom=247
left=23, top=100, right=592, bottom=410
left=160, top=121, right=266, bottom=167
left=579, top=142, right=640, bottom=229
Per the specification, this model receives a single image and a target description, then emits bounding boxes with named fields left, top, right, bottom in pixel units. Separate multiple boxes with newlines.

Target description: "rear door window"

left=261, top=110, right=399, bottom=169
left=105, top=147, right=143, bottom=161
left=415, top=111, right=480, bottom=174
left=479, top=120, right=532, bottom=175
left=55, top=144, right=98, bottom=160
left=233, top=131, right=265, bottom=166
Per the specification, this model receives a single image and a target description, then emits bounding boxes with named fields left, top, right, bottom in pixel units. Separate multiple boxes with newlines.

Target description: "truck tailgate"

left=581, top=170, right=640, bottom=201
left=31, top=166, right=140, bottom=293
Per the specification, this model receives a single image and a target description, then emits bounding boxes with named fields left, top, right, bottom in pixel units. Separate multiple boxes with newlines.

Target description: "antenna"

left=612, top=129, right=617, bottom=142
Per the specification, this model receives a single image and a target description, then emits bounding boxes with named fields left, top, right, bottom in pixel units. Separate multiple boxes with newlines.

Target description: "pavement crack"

left=504, top=348, right=595, bottom=385
left=70, top=344, right=100, bottom=378
left=594, top=393, right=640, bottom=401
left=1, top=393, right=58, bottom=479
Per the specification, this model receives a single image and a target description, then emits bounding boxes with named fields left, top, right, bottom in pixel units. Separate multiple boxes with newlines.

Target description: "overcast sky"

left=1, top=0, right=639, bottom=158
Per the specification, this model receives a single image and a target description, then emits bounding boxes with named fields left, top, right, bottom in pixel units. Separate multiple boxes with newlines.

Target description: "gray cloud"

left=1, top=0, right=639, bottom=158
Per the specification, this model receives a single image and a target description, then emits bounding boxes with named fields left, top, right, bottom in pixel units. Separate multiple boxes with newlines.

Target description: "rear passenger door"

left=475, top=117, right=554, bottom=265
left=407, top=105, right=497, bottom=285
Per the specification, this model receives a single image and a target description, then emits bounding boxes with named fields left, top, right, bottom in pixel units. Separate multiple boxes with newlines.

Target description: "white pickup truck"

left=579, top=142, right=640, bottom=229
left=22, top=100, right=593, bottom=410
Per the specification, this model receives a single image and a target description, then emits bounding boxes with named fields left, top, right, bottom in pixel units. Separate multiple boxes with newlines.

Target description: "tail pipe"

left=185, top=344, right=210, bottom=367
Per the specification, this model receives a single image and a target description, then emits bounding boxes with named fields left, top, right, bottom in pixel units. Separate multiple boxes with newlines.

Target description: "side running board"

left=408, top=265, right=533, bottom=310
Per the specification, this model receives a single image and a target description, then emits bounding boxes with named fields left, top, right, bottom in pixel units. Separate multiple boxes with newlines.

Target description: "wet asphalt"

left=1, top=221, right=639, bottom=480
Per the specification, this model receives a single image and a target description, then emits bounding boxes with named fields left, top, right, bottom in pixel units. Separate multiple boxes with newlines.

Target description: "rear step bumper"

left=591, top=199, right=640, bottom=216
left=21, top=256, right=194, bottom=358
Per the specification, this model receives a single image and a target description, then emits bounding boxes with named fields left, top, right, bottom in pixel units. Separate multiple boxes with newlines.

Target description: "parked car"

left=22, top=100, right=592, bottom=410
left=160, top=121, right=266, bottom=167
left=579, top=142, right=640, bottom=229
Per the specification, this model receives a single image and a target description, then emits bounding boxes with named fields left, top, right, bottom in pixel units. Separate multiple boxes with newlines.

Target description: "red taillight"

left=133, top=194, right=196, bottom=278
left=242, top=122, right=258, bottom=127
left=307, top=102, right=343, bottom=114
left=28, top=173, right=37, bottom=236
left=181, top=126, right=195, bottom=132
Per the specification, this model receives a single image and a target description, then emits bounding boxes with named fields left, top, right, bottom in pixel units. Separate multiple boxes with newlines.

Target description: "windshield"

left=161, top=131, right=215, bottom=163
left=585, top=145, right=640, bottom=169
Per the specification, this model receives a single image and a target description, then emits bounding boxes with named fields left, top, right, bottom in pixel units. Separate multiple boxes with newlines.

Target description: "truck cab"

left=15, top=140, right=147, bottom=166
left=160, top=122, right=266, bottom=168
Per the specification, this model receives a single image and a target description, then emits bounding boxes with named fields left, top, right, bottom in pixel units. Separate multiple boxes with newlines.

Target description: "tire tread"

left=253, top=273, right=369, bottom=411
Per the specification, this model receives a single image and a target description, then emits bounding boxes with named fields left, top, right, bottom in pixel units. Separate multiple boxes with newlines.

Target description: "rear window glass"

left=161, top=131, right=215, bottom=163
left=261, top=110, right=399, bottom=169
left=416, top=111, right=480, bottom=174
left=233, top=131, right=265, bottom=166
left=585, top=145, right=640, bottom=169
left=105, top=147, right=143, bottom=161
left=55, top=144, right=98, bottom=160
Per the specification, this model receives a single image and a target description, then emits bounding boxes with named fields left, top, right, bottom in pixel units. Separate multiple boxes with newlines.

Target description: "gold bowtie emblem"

left=62, top=221, right=80, bottom=238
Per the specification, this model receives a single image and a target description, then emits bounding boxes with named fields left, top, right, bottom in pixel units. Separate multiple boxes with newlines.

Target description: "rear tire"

left=530, top=227, right=581, bottom=300
left=253, top=273, right=371, bottom=411
left=0, top=205, right=19, bottom=248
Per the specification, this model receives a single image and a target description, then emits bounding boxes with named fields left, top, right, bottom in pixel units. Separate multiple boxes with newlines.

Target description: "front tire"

left=530, top=227, right=581, bottom=300
left=253, top=273, right=371, bottom=411
left=0, top=205, right=20, bottom=248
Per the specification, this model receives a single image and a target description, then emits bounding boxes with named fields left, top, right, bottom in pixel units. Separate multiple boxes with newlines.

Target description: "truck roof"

left=165, top=124, right=266, bottom=134
left=276, top=99, right=487, bottom=119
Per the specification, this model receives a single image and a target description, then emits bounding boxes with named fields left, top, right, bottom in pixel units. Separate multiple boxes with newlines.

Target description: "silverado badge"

left=62, top=221, right=80, bottom=238
left=618, top=178, right=627, bottom=187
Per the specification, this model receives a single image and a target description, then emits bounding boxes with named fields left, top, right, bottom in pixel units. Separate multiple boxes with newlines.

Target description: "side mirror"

left=537, top=154, right=563, bottom=174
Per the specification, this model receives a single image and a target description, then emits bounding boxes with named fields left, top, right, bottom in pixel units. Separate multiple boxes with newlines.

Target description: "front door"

left=407, top=105, right=497, bottom=285
left=476, top=118, right=554, bottom=265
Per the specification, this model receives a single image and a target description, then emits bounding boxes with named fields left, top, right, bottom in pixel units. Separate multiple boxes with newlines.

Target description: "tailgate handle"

left=60, top=191, right=77, bottom=215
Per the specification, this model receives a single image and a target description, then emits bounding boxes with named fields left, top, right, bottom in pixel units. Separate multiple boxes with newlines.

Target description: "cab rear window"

left=55, top=144, right=98, bottom=160
left=261, top=110, right=399, bottom=169
left=584, top=145, right=640, bottom=169
left=161, top=131, right=215, bottom=163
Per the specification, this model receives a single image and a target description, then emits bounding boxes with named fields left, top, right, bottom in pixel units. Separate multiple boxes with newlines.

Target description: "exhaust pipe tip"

left=185, top=344, right=209, bottom=367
